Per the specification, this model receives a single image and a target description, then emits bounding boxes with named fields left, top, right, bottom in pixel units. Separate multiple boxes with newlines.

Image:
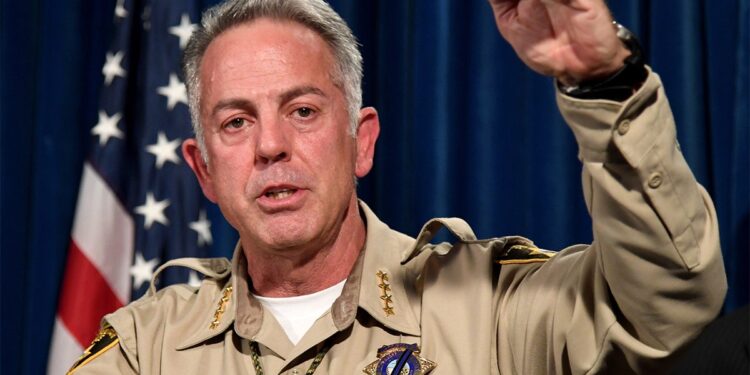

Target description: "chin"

left=259, top=222, right=317, bottom=251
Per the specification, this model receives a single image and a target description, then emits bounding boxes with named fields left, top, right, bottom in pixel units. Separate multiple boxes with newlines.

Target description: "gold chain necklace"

left=249, top=341, right=330, bottom=375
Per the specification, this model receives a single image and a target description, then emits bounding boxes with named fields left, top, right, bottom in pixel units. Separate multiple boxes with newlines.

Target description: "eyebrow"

left=211, top=98, right=256, bottom=118
left=210, top=85, right=328, bottom=117
left=278, top=85, right=328, bottom=106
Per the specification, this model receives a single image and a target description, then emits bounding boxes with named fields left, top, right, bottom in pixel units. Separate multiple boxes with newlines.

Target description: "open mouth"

left=264, top=188, right=297, bottom=200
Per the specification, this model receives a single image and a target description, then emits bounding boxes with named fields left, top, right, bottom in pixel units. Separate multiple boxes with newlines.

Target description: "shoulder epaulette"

left=148, top=257, right=231, bottom=296
left=496, top=243, right=556, bottom=265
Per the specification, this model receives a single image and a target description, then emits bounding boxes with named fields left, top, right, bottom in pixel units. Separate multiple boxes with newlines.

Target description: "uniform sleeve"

left=495, top=68, right=727, bottom=374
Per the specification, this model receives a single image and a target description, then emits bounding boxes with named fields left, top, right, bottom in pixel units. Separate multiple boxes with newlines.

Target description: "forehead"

left=199, top=18, right=337, bottom=97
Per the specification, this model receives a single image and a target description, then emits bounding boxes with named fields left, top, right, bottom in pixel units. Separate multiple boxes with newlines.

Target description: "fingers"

left=487, top=0, right=519, bottom=22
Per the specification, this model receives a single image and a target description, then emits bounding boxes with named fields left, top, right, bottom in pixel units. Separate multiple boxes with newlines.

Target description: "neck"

left=243, top=197, right=365, bottom=297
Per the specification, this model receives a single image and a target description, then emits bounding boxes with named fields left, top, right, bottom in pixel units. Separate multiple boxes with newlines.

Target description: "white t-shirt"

left=253, top=279, right=346, bottom=345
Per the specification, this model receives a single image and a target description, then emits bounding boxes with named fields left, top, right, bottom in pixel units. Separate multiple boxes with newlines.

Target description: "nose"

left=254, top=119, right=291, bottom=165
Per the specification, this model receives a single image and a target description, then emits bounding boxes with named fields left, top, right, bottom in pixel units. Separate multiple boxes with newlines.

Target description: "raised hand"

left=488, top=0, right=631, bottom=85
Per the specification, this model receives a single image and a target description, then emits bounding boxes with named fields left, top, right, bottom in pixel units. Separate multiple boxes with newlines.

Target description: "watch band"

left=560, top=22, right=648, bottom=102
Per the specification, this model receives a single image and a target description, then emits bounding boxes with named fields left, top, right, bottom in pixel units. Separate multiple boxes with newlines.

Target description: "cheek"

left=209, top=161, right=252, bottom=230
left=206, top=143, right=254, bottom=196
left=304, top=130, right=355, bottom=173
left=324, top=139, right=358, bottom=197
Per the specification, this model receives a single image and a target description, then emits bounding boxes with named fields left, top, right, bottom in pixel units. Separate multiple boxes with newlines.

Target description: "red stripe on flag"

left=57, top=240, right=125, bottom=347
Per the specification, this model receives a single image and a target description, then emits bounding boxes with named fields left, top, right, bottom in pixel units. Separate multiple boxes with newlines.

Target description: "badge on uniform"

left=363, top=343, right=436, bottom=375
left=67, top=323, right=119, bottom=374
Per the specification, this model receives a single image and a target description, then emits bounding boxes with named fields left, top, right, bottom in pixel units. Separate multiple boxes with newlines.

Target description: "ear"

left=182, top=139, right=218, bottom=203
left=354, top=107, right=380, bottom=178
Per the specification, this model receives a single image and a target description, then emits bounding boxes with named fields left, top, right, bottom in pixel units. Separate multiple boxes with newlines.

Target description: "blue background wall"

left=1, top=1, right=747, bottom=374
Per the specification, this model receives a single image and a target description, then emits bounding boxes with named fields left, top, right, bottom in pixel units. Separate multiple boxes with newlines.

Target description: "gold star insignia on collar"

left=209, top=285, right=232, bottom=329
left=376, top=270, right=395, bottom=316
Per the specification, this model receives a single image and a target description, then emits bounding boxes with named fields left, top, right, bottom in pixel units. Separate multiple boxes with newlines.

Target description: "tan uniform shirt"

left=69, top=70, right=726, bottom=375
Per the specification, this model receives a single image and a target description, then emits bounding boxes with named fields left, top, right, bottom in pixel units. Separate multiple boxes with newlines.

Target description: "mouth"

left=263, top=188, right=298, bottom=200
left=256, top=185, right=306, bottom=212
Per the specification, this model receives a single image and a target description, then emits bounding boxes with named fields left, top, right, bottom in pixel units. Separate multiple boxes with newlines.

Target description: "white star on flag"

left=188, top=271, right=202, bottom=288
left=114, top=0, right=128, bottom=19
left=130, top=252, right=160, bottom=289
left=135, top=192, right=170, bottom=229
left=157, top=73, right=188, bottom=110
left=91, top=110, right=124, bottom=146
left=169, top=13, right=197, bottom=49
left=146, top=131, right=181, bottom=169
left=102, top=51, right=126, bottom=85
left=189, top=210, right=213, bottom=246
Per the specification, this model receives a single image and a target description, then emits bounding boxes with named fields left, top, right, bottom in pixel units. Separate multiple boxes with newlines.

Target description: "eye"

left=225, top=117, right=247, bottom=129
left=294, top=107, right=314, bottom=118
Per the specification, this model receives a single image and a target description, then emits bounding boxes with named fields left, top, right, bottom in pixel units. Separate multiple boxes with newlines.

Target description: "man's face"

left=183, top=19, right=378, bottom=255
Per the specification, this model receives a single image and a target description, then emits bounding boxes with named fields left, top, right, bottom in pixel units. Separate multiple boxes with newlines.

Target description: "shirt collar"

left=175, top=254, right=238, bottom=350
left=347, top=201, right=421, bottom=336
left=178, top=200, right=423, bottom=350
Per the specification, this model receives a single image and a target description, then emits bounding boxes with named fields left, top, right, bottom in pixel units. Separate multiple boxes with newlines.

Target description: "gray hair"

left=183, top=0, right=363, bottom=156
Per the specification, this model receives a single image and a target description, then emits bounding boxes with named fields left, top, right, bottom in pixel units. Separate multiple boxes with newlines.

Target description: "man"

left=68, top=0, right=726, bottom=374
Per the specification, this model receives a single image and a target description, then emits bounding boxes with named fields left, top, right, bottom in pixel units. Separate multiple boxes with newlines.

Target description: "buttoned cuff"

left=556, top=66, right=670, bottom=165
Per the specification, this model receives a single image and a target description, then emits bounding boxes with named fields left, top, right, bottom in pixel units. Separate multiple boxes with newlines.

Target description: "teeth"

left=265, top=189, right=294, bottom=200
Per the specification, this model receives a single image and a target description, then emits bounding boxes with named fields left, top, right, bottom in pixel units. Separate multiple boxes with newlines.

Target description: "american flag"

left=46, top=0, right=213, bottom=373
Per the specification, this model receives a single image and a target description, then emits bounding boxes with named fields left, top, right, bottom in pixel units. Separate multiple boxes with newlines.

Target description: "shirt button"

left=648, top=172, right=663, bottom=189
left=617, top=120, right=631, bottom=135
left=291, top=370, right=299, bottom=375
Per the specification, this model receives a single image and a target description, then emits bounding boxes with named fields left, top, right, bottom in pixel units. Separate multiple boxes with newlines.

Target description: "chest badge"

left=363, top=343, right=436, bottom=375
